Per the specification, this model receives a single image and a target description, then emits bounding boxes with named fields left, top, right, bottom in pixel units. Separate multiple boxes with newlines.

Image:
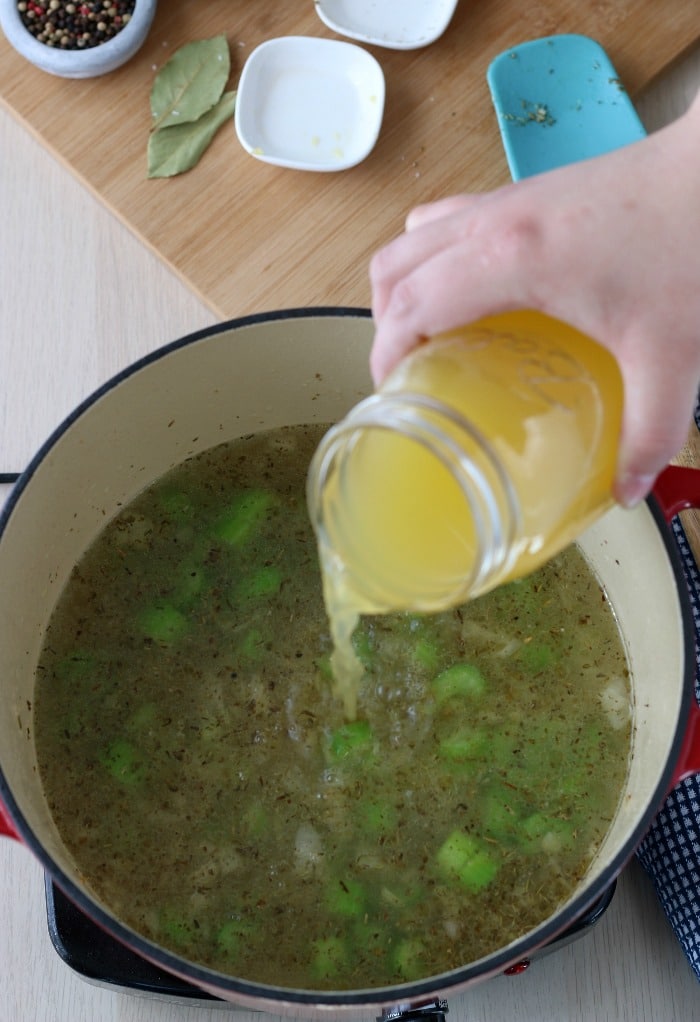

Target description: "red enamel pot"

left=1, top=309, right=700, bottom=1014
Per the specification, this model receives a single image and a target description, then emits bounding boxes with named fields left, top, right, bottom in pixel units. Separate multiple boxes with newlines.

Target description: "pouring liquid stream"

left=308, top=311, right=624, bottom=717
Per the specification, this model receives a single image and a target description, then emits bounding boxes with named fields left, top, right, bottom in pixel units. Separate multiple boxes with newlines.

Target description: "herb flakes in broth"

left=34, top=423, right=631, bottom=990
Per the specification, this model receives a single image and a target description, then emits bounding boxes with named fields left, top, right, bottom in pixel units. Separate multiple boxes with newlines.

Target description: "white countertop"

left=1, top=36, right=700, bottom=1022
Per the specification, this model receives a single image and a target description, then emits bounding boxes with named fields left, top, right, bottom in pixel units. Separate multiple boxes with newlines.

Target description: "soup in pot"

left=34, top=423, right=631, bottom=989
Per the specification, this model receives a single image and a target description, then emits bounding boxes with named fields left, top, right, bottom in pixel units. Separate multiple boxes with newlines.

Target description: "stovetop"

left=44, top=877, right=222, bottom=1005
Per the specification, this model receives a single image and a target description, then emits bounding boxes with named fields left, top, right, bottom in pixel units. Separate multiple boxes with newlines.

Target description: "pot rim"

left=0, top=308, right=369, bottom=529
left=0, top=307, right=696, bottom=1007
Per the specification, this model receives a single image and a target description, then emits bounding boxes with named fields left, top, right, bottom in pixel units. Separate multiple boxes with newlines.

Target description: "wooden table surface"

left=2, top=20, right=700, bottom=1022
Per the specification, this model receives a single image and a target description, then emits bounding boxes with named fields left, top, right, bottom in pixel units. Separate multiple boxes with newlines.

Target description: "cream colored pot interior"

left=0, top=311, right=689, bottom=1000
left=0, top=314, right=373, bottom=871
left=575, top=507, right=684, bottom=868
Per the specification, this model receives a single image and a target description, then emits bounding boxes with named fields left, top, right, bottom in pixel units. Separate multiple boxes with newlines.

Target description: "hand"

left=369, top=93, right=700, bottom=506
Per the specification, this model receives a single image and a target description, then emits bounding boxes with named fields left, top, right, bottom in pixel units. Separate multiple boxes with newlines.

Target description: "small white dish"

left=0, top=0, right=157, bottom=78
left=315, top=0, right=459, bottom=50
left=234, top=36, right=385, bottom=172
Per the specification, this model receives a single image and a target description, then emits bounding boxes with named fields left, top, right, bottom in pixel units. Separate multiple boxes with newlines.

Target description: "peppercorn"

left=17, top=0, right=135, bottom=50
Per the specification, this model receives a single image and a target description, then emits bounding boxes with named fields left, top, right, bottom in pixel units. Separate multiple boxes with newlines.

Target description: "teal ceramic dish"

left=487, top=34, right=646, bottom=180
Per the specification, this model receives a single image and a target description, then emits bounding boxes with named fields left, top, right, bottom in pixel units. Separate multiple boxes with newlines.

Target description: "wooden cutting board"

left=1, top=1, right=698, bottom=319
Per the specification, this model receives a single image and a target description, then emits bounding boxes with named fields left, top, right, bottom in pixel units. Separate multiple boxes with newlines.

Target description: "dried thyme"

left=503, top=100, right=556, bottom=127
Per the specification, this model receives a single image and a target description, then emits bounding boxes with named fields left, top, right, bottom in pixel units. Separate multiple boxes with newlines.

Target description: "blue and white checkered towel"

left=635, top=471, right=700, bottom=981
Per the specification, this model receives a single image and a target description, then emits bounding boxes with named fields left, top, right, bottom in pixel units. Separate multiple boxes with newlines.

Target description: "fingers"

left=370, top=216, right=455, bottom=323
left=614, top=331, right=699, bottom=506
left=366, top=114, right=700, bottom=513
left=369, top=211, right=543, bottom=384
left=405, top=195, right=474, bottom=230
left=370, top=195, right=483, bottom=322
left=369, top=179, right=574, bottom=383
left=370, top=243, right=474, bottom=383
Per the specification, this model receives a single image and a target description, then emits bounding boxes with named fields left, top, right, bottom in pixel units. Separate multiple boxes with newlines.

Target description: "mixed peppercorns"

left=17, top=1, right=136, bottom=49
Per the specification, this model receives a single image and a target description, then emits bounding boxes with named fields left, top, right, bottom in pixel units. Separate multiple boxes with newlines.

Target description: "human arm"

left=369, top=90, right=700, bottom=507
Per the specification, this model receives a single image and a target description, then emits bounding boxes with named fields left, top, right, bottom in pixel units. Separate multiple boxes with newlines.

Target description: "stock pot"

left=2, top=309, right=700, bottom=1014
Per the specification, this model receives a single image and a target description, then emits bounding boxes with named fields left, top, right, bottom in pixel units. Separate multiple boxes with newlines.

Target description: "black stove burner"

left=44, top=877, right=220, bottom=1003
left=44, top=875, right=616, bottom=1003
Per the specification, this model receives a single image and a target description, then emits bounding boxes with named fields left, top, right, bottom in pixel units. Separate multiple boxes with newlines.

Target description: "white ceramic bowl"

left=0, top=0, right=157, bottom=78
left=234, top=36, right=385, bottom=172
left=314, top=0, right=459, bottom=50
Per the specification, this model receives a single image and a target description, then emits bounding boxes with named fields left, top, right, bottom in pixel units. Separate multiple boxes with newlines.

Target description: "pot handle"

left=671, top=700, right=700, bottom=788
left=0, top=798, right=20, bottom=842
left=652, top=465, right=700, bottom=521
left=1, top=476, right=22, bottom=841
left=651, top=466, right=700, bottom=784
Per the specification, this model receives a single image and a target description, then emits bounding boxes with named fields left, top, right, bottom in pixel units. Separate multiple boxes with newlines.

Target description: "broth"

left=34, top=424, right=631, bottom=989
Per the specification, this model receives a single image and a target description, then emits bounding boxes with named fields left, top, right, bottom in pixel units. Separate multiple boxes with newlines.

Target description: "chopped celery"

left=431, top=663, right=486, bottom=704
left=326, top=877, right=365, bottom=917
left=353, top=918, right=389, bottom=959
left=392, top=938, right=426, bottom=980
left=214, top=490, right=274, bottom=545
left=359, top=799, right=398, bottom=837
left=159, top=910, right=195, bottom=949
left=480, top=785, right=524, bottom=840
left=100, top=739, right=145, bottom=786
left=238, top=627, right=268, bottom=661
left=236, top=565, right=282, bottom=601
left=519, top=641, right=556, bottom=671
left=327, top=720, right=373, bottom=761
left=555, top=765, right=593, bottom=800
left=412, top=635, right=441, bottom=672
left=438, top=727, right=489, bottom=763
left=315, top=651, right=333, bottom=680
left=520, top=813, right=577, bottom=854
left=311, top=936, right=349, bottom=980
left=217, top=917, right=256, bottom=958
left=138, top=603, right=187, bottom=643
left=436, top=829, right=499, bottom=891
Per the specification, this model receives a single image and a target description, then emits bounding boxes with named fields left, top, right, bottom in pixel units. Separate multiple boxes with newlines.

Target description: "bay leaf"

left=147, top=90, right=237, bottom=179
left=150, top=36, right=231, bottom=132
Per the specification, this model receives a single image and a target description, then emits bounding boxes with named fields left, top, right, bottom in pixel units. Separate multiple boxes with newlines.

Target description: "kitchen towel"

left=635, top=408, right=700, bottom=982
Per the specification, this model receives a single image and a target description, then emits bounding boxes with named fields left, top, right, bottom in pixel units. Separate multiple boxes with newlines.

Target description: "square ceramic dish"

left=234, top=36, right=385, bottom=171
left=314, top=0, right=459, bottom=50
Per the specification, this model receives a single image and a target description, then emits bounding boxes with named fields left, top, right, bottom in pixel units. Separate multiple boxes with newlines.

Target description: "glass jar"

left=307, top=310, right=623, bottom=617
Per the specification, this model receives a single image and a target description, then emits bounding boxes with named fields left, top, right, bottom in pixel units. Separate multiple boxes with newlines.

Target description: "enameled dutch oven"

left=2, top=309, right=700, bottom=1014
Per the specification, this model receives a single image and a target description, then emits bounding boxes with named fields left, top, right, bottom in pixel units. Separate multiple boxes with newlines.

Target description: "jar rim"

left=307, top=391, right=522, bottom=611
